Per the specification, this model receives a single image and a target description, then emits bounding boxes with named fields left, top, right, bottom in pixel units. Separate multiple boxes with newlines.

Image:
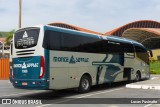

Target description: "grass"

left=150, top=61, right=160, bottom=74
left=0, top=32, right=10, bottom=37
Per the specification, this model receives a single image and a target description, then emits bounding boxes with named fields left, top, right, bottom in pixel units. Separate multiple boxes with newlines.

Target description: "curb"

left=126, top=84, right=160, bottom=90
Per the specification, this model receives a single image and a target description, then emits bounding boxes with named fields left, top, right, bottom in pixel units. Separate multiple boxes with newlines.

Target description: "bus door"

left=123, top=43, right=135, bottom=80
left=103, top=41, right=125, bottom=82
left=104, top=53, right=124, bottom=82
left=93, top=40, right=125, bottom=83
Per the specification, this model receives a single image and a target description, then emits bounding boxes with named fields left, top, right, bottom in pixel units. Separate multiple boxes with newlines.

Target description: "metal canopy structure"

left=122, top=28, right=160, bottom=49
left=105, top=20, right=160, bottom=36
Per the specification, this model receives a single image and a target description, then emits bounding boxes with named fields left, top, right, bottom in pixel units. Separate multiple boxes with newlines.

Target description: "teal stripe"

left=44, top=49, right=49, bottom=89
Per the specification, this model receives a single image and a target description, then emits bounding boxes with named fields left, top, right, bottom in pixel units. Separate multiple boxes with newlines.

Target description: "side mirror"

left=148, top=50, right=153, bottom=57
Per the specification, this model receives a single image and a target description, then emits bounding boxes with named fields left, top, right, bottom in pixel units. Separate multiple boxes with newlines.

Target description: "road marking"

left=150, top=77, right=158, bottom=80
left=144, top=104, right=152, bottom=107
left=77, top=88, right=124, bottom=98
left=36, top=104, right=52, bottom=107
left=0, top=90, right=46, bottom=97
left=0, top=87, right=13, bottom=89
left=36, top=87, right=124, bottom=107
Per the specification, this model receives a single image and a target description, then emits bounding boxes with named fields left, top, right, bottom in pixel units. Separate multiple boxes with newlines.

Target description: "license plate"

left=22, top=82, right=28, bottom=86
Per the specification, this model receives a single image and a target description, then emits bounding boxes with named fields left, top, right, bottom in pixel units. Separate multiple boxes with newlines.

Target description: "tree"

left=0, top=33, right=2, bottom=37
left=5, top=30, right=15, bottom=46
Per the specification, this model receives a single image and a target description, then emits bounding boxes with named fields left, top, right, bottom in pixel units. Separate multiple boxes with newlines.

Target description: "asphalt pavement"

left=0, top=75, right=160, bottom=107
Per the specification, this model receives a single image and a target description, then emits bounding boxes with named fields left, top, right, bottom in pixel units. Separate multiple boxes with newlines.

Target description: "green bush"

left=150, top=61, right=160, bottom=74
left=150, top=69, right=158, bottom=74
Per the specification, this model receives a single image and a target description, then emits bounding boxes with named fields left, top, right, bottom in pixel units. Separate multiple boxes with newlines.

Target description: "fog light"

left=32, top=82, right=36, bottom=84
left=15, top=81, right=18, bottom=83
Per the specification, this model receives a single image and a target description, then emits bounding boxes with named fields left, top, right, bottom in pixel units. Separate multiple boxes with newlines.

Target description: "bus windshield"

left=14, top=28, right=40, bottom=49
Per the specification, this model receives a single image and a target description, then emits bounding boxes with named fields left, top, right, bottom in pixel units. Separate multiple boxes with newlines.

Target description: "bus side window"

left=61, top=33, right=81, bottom=51
left=122, top=43, right=135, bottom=57
left=135, top=46, right=149, bottom=64
left=43, top=30, right=61, bottom=50
left=105, top=41, right=123, bottom=54
left=61, top=32, right=100, bottom=53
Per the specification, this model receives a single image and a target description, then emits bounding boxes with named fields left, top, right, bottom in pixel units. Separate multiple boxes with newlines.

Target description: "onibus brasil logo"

left=53, top=55, right=89, bottom=64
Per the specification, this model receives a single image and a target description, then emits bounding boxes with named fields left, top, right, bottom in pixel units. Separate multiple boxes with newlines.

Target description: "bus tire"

left=135, top=71, right=141, bottom=81
left=78, top=75, right=91, bottom=93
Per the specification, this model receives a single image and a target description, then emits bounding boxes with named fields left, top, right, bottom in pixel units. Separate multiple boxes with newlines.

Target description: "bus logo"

left=13, top=63, right=39, bottom=68
left=22, top=62, right=27, bottom=69
left=23, top=31, right=28, bottom=38
left=53, top=56, right=89, bottom=64
left=69, top=56, right=76, bottom=64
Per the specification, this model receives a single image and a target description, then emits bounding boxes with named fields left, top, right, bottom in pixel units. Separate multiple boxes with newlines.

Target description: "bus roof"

left=45, top=25, right=100, bottom=39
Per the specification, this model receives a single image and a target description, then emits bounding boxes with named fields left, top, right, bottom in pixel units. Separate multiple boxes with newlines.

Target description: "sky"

left=0, top=0, right=160, bottom=33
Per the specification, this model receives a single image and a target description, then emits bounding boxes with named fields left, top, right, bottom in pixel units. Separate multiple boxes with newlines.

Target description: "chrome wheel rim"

left=82, top=79, right=89, bottom=90
left=136, top=73, right=139, bottom=81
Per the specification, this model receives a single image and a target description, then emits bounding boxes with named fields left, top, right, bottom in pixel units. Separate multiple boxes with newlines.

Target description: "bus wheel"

left=78, top=75, right=91, bottom=93
left=135, top=71, right=141, bottom=81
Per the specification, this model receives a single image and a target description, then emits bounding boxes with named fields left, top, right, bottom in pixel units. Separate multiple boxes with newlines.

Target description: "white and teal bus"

left=12, top=25, right=152, bottom=92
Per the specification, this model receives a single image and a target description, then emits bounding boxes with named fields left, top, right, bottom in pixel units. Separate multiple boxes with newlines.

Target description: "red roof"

left=0, top=38, right=6, bottom=43
left=48, top=22, right=103, bottom=35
